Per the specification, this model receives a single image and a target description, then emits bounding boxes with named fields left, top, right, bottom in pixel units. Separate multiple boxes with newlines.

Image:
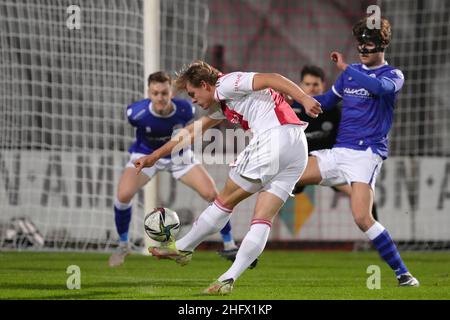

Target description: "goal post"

left=143, top=0, right=160, bottom=251
left=0, top=0, right=149, bottom=251
left=0, top=0, right=211, bottom=252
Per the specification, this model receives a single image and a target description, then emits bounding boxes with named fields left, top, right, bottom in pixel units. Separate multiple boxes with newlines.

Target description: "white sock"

left=114, top=199, right=132, bottom=210
left=176, top=199, right=232, bottom=252
left=218, top=220, right=271, bottom=282
left=365, top=221, right=385, bottom=240
left=224, top=239, right=237, bottom=251
left=119, top=241, right=129, bottom=247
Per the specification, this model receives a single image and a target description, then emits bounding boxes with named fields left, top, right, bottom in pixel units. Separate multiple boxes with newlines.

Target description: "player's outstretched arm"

left=252, top=73, right=322, bottom=118
left=331, top=51, right=397, bottom=96
left=292, top=90, right=341, bottom=113
left=133, top=116, right=222, bottom=173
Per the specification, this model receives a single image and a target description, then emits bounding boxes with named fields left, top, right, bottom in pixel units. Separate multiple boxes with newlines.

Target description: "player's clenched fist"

left=330, top=51, right=348, bottom=71
left=301, top=95, right=322, bottom=118
left=133, top=154, right=158, bottom=174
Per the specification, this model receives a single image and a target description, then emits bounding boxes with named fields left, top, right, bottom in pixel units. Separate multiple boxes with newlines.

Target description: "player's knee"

left=116, top=192, right=133, bottom=205
left=215, top=195, right=236, bottom=210
left=252, top=211, right=275, bottom=223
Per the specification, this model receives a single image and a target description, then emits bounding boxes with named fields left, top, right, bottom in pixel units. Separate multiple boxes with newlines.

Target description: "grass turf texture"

left=0, top=251, right=449, bottom=300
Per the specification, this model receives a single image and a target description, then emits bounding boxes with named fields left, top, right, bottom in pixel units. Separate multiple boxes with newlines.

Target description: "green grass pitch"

left=0, top=250, right=449, bottom=300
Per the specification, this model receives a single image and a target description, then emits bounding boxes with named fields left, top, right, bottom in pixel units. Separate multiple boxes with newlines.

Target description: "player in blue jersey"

left=294, top=18, right=419, bottom=286
left=291, top=65, right=379, bottom=221
left=132, top=61, right=321, bottom=295
left=109, top=71, right=238, bottom=267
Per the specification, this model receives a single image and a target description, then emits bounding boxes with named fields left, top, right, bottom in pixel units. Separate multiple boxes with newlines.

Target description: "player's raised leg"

left=205, top=191, right=283, bottom=295
left=149, top=177, right=254, bottom=264
left=109, top=167, right=150, bottom=267
left=179, top=164, right=238, bottom=252
left=204, top=170, right=305, bottom=295
left=351, top=182, right=419, bottom=286
left=295, top=156, right=322, bottom=187
left=205, top=125, right=309, bottom=295
left=178, top=164, right=218, bottom=202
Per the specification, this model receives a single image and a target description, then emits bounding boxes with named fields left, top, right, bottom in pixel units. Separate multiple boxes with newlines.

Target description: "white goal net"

left=376, top=0, right=450, bottom=249
left=158, top=0, right=450, bottom=250
left=1, top=0, right=449, bottom=251
left=0, top=0, right=209, bottom=250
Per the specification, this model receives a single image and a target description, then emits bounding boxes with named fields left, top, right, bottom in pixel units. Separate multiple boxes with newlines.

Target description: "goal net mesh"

left=164, top=0, right=450, bottom=250
left=0, top=0, right=208, bottom=250
left=1, top=0, right=449, bottom=251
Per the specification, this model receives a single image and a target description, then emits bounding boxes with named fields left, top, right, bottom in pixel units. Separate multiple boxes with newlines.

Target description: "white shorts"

left=125, top=149, right=199, bottom=180
left=310, top=147, right=383, bottom=190
left=229, top=124, right=308, bottom=202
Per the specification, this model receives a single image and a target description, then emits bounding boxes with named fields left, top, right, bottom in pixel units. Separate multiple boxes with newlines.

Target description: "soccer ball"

left=144, top=207, right=180, bottom=242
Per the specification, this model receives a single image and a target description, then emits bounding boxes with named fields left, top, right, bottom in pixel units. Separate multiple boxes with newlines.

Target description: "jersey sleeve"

left=126, top=107, right=135, bottom=126
left=345, top=66, right=397, bottom=96
left=331, top=72, right=345, bottom=98
left=126, top=99, right=150, bottom=127
left=292, top=90, right=340, bottom=112
left=381, top=68, right=405, bottom=93
left=214, top=72, right=256, bottom=101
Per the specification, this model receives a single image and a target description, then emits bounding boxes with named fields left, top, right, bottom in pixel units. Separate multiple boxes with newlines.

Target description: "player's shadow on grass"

left=1, top=284, right=72, bottom=290
left=16, top=291, right=119, bottom=300
left=2, top=267, right=67, bottom=272
left=1, top=279, right=209, bottom=291
left=90, top=280, right=209, bottom=289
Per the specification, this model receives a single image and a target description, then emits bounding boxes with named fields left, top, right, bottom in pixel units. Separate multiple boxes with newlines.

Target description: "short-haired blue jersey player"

left=109, top=71, right=239, bottom=267
left=293, top=17, right=419, bottom=287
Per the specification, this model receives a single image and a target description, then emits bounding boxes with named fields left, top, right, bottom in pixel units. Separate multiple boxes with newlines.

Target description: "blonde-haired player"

left=134, top=61, right=321, bottom=294
left=293, top=17, right=418, bottom=287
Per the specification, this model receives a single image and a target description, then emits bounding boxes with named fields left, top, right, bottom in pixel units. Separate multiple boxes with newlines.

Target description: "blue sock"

left=220, top=221, right=233, bottom=243
left=367, top=222, right=408, bottom=277
left=114, top=200, right=132, bottom=242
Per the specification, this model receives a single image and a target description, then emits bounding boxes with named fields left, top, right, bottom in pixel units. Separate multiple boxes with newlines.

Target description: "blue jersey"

left=324, top=62, right=404, bottom=159
left=126, top=98, right=195, bottom=158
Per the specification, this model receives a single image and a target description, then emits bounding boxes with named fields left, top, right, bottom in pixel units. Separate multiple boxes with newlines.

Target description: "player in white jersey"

left=133, top=61, right=321, bottom=294
left=109, top=71, right=239, bottom=267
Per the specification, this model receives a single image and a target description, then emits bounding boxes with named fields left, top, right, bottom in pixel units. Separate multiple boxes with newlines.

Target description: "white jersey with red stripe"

left=208, top=72, right=307, bottom=136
